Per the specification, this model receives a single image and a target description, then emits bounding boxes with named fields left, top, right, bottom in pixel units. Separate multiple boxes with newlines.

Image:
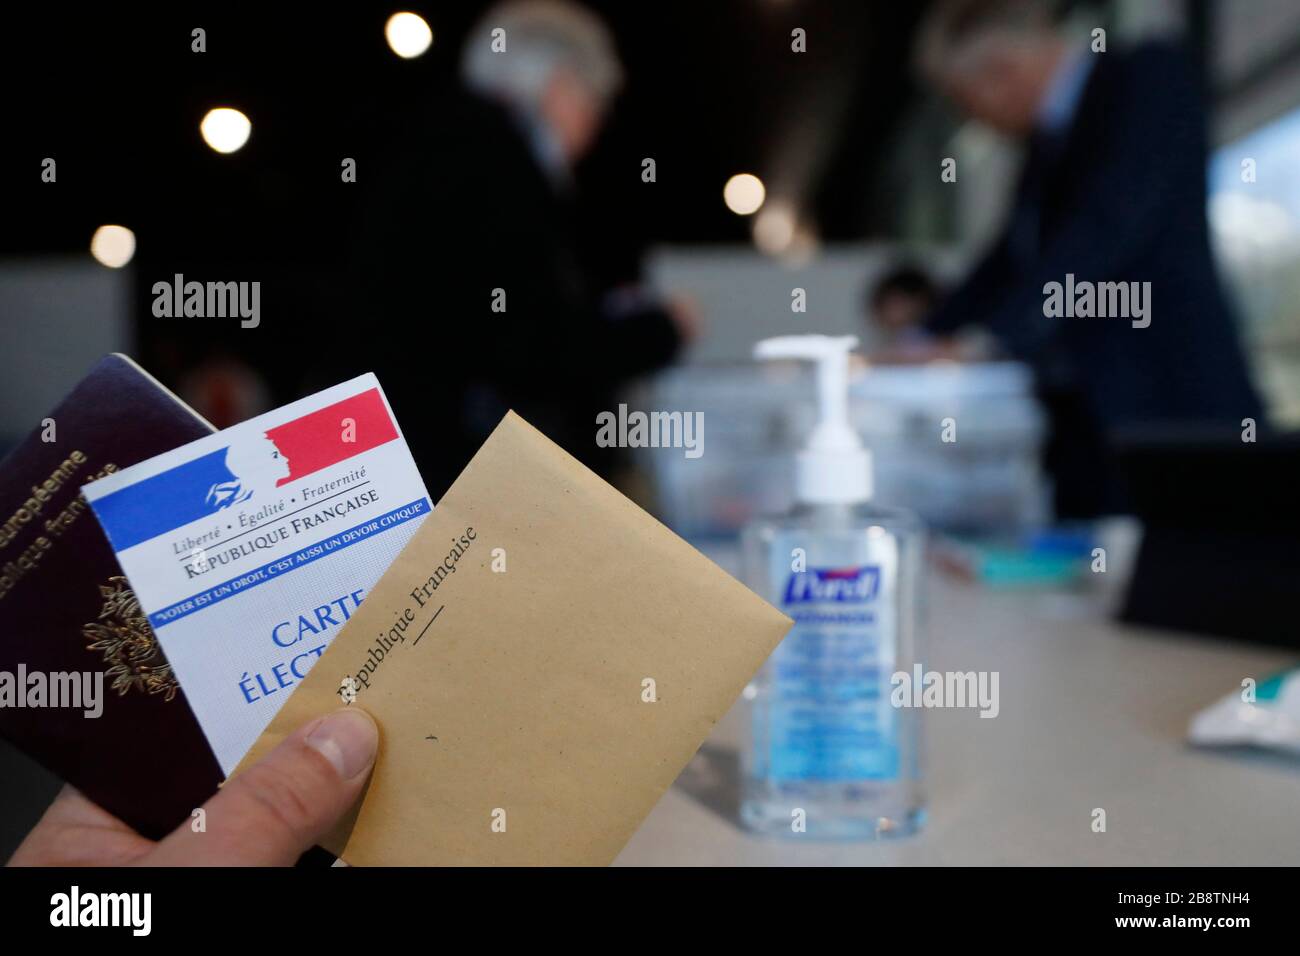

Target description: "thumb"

left=150, top=708, right=378, bottom=866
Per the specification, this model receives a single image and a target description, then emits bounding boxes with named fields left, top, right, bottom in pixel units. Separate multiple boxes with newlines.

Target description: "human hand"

left=6, top=708, right=378, bottom=866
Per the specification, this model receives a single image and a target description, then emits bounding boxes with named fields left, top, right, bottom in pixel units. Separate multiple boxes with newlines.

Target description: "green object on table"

left=973, top=544, right=1084, bottom=588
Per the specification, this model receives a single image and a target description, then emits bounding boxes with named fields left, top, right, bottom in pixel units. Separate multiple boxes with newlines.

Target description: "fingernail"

left=305, top=709, right=378, bottom=780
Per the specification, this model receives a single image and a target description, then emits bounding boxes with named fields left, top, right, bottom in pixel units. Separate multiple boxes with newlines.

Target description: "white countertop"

left=614, top=549, right=1300, bottom=865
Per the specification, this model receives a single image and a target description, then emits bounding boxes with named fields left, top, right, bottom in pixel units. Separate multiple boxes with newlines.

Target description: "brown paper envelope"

left=231, top=411, right=791, bottom=865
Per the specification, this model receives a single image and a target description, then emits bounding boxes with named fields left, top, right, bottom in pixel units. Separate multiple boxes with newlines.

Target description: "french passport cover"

left=0, top=353, right=223, bottom=839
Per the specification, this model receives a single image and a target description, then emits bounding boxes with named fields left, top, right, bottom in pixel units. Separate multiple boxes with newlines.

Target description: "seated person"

left=863, top=262, right=990, bottom=364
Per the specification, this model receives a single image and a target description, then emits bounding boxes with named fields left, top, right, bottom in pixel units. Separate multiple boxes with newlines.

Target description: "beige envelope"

left=232, top=411, right=791, bottom=865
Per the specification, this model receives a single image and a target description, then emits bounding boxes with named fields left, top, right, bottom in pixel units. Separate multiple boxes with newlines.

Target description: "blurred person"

left=866, top=263, right=938, bottom=353
left=861, top=262, right=992, bottom=364
left=915, top=0, right=1263, bottom=517
left=351, top=0, right=696, bottom=496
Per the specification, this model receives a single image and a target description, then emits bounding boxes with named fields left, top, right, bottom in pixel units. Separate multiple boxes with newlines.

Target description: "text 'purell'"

left=784, top=567, right=880, bottom=604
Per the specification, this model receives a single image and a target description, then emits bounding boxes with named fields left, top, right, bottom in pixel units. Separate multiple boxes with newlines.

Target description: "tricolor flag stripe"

left=89, top=388, right=399, bottom=552
left=91, top=448, right=234, bottom=553
left=265, top=388, right=397, bottom=486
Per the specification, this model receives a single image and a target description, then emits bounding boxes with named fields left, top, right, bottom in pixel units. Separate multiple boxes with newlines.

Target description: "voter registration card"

left=84, top=374, right=430, bottom=774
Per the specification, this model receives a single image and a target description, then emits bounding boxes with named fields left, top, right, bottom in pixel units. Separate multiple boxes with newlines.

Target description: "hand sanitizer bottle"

left=741, top=335, right=924, bottom=838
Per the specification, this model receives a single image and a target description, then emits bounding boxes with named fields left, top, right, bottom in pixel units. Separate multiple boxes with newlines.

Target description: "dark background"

left=2, top=2, right=935, bottom=249
left=0, top=2, right=977, bottom=403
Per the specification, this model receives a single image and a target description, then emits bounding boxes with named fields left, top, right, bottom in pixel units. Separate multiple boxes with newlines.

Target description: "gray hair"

left=915, top=0, right=1058, bottom=82
left=461, top=1, right=624, bottom=109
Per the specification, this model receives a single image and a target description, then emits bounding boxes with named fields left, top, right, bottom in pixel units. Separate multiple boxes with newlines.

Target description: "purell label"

left=763, top=547, right=899, bottom=783
left=783, top=566, right=880, bottom=605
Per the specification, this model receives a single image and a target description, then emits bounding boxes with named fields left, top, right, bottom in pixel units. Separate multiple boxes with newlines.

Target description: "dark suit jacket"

left=926, top=42, right=1263, bottom=432
left=348, top=92, right=681, bottom=497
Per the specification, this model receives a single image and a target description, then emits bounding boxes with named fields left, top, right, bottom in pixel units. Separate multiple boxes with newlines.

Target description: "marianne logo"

left=784, top=566, right=880, bottom=604
left=89, top=388, right=399, bottom=552
left=206, top=433, right=291, bottom=509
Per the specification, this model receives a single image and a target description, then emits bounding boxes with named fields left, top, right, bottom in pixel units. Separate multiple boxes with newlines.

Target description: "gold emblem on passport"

left=83, top=576, right=179, bottom=701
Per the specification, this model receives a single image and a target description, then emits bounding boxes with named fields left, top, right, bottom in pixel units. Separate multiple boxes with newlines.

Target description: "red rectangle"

left=264, top=387, right=398, bottom=486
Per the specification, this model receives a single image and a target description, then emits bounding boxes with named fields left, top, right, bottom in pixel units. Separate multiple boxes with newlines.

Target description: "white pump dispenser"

left=742, top=334, right=924, bottom=838
left=754, top=334, right=871, bottom=505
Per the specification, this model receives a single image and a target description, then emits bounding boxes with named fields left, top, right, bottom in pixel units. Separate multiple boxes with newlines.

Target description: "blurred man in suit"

left=916, top=0, right=1263, bottom=516
left=353, top=1, right=696, bottom=496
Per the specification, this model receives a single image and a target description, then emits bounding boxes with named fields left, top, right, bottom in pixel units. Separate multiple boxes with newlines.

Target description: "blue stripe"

left=92, top=448, right=237, bottom=551
left=148, top=498, right=430, bottom=629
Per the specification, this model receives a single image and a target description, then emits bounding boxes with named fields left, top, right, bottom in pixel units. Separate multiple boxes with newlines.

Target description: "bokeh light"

left=385, top=12, right=433, bottom=59
left=90, top=225, right=136, bottom=268
left=723, top=173, right=766, bottom=216
left=200, top=107, right=252, bottom=154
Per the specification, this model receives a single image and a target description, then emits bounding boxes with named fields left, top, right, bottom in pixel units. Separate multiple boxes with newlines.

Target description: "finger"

left=8, top=786, right=152, bottom=867
left=39, top=785, right=137, bottom=830
left=38, top=784, right=106, bottom=822
left=150, top=708, right=378, bottom=866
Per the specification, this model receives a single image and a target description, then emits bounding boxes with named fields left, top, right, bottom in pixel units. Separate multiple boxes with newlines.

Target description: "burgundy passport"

left=0, top=354, right=223, bottom=839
